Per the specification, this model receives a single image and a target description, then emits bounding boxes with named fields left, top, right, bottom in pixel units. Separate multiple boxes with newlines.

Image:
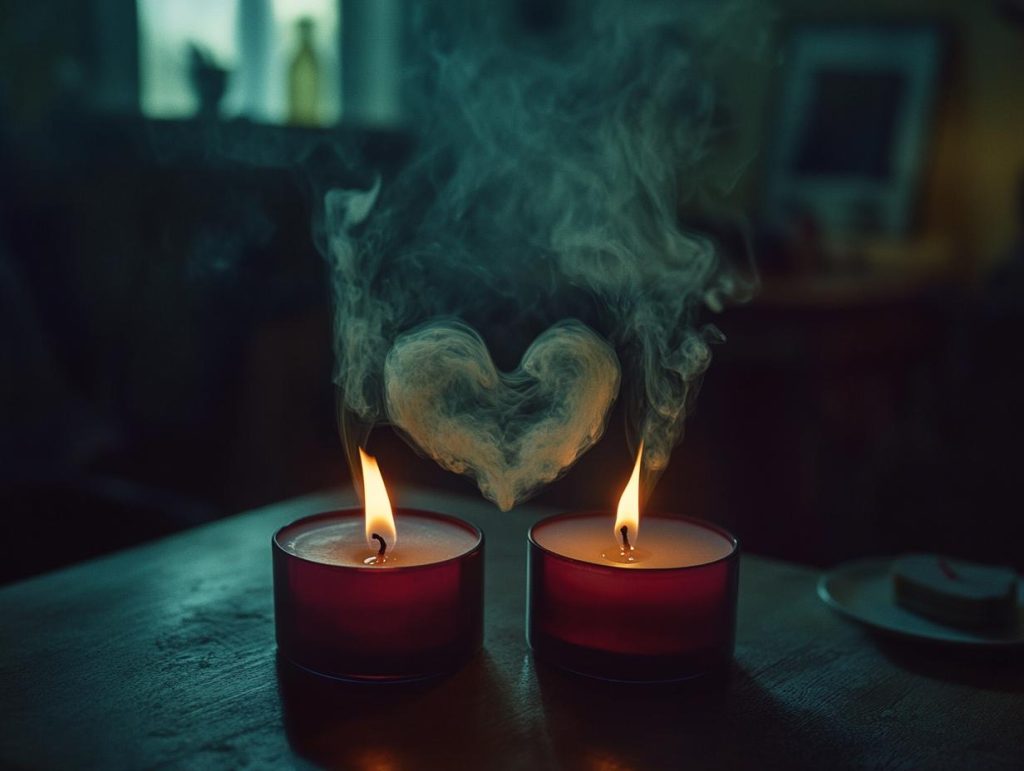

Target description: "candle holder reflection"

left=277, top=653, right=530, bottom=769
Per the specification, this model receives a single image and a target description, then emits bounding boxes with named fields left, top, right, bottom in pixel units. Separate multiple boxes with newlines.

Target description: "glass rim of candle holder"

left=528, top=510, right=738, bottom=571
left=527, top=510, right=740, bottom=683
left=273, top=508, right=484, bottom=571
left=273, top=508, right=484, bottom=682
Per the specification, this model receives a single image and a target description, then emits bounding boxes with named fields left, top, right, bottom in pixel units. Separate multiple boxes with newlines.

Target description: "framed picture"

left=764, top=25, right=944, bottom=237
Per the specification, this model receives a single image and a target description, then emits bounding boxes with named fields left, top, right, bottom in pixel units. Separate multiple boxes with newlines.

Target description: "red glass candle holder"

left=273, top=509, right=484, bottom=682
left=527, top=512, right=739, bottom=683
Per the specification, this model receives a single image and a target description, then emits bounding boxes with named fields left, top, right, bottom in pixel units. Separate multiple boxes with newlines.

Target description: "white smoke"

left=384, top=319, right=620, bottom=511
left=326, top=0, right=758, bottom=509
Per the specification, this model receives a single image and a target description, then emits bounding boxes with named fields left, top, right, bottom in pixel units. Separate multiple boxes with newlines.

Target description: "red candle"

left=527, top=444, right=739, bottom=682
left=273, top=449, right=484, bottom=681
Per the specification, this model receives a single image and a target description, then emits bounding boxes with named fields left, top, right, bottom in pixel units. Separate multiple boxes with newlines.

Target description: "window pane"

left=138, top=0, right=240, bottom=118
left=138, top=0, right=341, bottom=125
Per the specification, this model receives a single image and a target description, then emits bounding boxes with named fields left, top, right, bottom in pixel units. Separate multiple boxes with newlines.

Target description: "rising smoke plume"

left=326, top=0, right=757, bottom=509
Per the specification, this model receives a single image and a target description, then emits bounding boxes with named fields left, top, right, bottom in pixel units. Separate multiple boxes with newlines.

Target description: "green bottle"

left=288, top=18, right=320, bottom=126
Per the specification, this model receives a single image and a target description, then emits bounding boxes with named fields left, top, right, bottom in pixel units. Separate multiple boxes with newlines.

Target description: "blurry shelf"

left=754, top=271, right=955, bottom=309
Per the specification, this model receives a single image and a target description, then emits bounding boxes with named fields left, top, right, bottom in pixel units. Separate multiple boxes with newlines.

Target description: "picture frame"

left=764, top=24, right=944, bottom=237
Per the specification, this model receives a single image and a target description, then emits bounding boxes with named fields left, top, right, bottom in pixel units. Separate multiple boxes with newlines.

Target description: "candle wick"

left=372, top=533, right=387, bottom=557
left=619, top=525, right=632, bottom=552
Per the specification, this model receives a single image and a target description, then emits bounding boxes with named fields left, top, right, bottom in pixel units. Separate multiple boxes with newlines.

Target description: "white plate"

left=817, top=557, right=1024, bottom=648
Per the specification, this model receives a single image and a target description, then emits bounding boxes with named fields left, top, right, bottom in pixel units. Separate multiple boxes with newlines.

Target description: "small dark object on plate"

left=892, top=554, right=1018, bottom=630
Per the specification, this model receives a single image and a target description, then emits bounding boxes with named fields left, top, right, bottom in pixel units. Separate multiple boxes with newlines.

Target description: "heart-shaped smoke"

left=385, top=320, right=620, bottom=511
left=325, top=0, right=756, bottom=508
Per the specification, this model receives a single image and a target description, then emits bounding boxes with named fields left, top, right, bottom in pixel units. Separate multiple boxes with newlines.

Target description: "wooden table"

left=1, top=490, right=1021, bottom=770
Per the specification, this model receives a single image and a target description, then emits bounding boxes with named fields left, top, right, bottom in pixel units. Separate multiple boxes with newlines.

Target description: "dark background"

left=2, top=0, right=1024, bottom=584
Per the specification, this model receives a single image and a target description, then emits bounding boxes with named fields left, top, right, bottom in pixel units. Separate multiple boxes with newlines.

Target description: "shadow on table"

left=278, top=650, right=880, bottom=769
left=873, top=636, right=1024, bottom=693
left=277, top=651, right=543, bottom=770
left=532, top=661, right=858, bottom=771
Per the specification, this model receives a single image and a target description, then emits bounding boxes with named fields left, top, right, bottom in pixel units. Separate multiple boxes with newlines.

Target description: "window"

left=137, top=0, right=342, bottom=125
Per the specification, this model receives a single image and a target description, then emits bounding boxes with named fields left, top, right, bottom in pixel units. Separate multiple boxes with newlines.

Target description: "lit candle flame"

left=359, top=447, right=397, bottom=554
left=614, top=441, right=643, bottom=552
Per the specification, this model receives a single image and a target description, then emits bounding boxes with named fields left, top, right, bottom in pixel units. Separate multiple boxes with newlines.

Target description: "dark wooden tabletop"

left=1, top=489, right=1021, bottom=770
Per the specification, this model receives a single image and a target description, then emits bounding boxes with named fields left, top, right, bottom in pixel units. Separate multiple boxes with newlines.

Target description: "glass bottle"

left=288, top=18, right=319, bottom=126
